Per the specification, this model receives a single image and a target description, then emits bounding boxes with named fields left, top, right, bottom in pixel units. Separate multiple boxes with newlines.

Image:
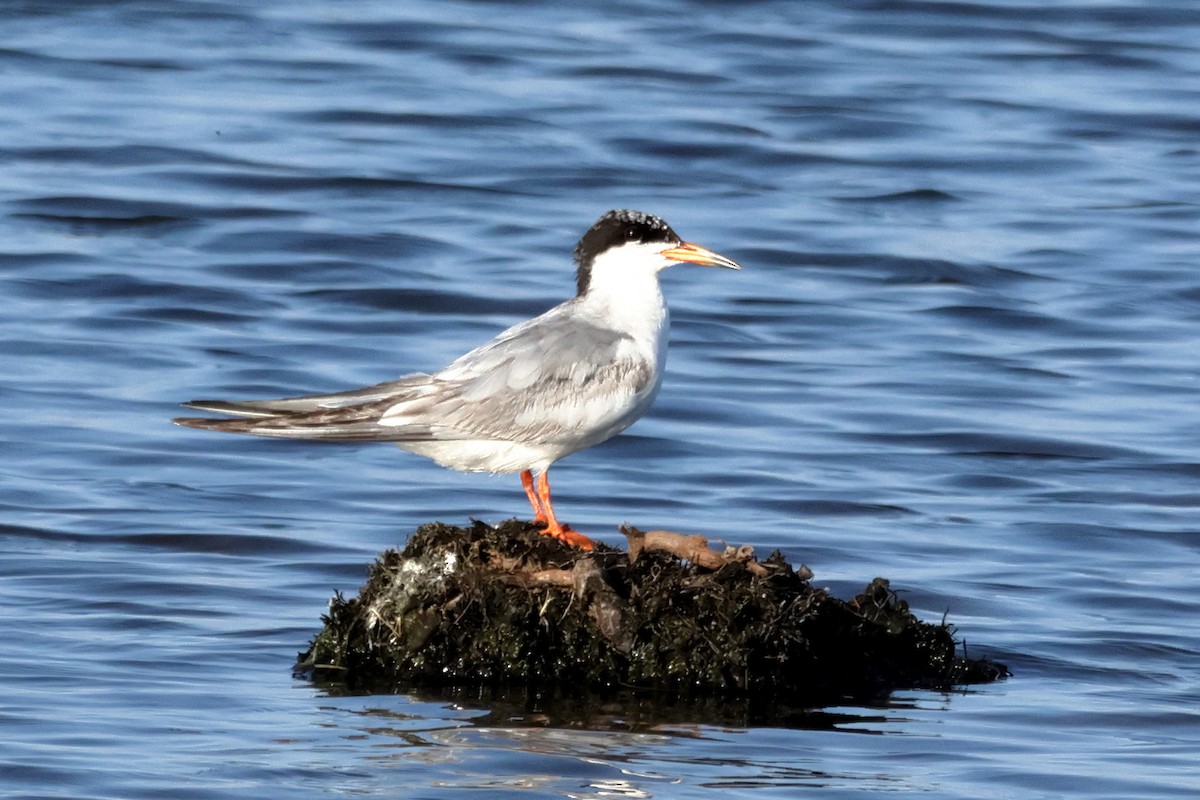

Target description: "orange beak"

left=659, top=241, right=742, bottom=270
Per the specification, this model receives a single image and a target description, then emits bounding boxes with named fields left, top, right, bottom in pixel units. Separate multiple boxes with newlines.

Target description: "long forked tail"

left=173, top=374, right=440, bottom=442
left=177, top=374, right=433, bottom=418
left=173, top=407, right=430, bottom=442
left=173, top=400, right=436, bottom=443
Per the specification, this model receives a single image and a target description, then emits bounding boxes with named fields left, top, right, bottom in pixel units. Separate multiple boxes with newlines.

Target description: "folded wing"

left=174, top=305, right=657, bottom=446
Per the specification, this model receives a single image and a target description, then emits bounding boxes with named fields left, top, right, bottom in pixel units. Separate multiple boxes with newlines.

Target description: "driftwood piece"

left=296, top=519, right=1006, bottom=718
left=623, top=526, right=814, bottom=580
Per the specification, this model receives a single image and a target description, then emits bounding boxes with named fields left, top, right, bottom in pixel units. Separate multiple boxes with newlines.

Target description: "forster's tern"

left=175, top=209, right=741, bottom=550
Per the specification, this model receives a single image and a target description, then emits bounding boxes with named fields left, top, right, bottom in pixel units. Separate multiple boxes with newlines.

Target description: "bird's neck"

left=577, top=261, right=669, bottom=347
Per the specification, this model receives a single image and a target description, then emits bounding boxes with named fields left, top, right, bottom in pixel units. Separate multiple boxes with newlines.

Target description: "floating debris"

left=296, top=519, right=1007, bottom=711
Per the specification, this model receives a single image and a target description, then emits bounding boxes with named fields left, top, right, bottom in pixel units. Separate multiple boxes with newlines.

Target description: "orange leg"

left=520, top=469, right=547, bottom=523
left=533, top=470, right=595, bottom=551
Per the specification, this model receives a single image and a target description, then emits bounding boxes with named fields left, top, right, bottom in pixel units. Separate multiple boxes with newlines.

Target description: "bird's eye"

left=625, top=229, right=637, bottom=240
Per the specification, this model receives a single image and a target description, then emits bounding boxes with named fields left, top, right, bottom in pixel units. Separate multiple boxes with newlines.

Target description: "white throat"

left=575, top=241, right=672, bottom=365
left=578, top=241, right=672, bottom=329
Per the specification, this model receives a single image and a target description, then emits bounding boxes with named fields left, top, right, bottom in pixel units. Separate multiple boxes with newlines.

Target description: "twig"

left=621, top=526, right=769, bottom=577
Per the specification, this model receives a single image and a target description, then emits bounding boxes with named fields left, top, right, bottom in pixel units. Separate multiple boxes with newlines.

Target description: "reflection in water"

left=329, top=683, right=898, bottom=734
left=322, top=694, right=912, bottom=794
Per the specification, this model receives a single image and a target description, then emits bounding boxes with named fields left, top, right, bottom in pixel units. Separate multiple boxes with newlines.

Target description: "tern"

left=175, top=209, right=740, bottom=550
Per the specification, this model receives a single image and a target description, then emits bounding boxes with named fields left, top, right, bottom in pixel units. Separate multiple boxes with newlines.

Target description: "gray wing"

left=175, top=303, right=657, bottom=444
left=385, top=305, right=658, bottom=444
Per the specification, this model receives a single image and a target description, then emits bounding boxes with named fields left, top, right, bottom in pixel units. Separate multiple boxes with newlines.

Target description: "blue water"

left=3, top=1, right=1199, bottom=797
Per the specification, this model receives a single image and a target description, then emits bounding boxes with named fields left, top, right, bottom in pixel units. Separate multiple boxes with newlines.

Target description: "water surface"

left=2, top=1, right=1199, bottom=798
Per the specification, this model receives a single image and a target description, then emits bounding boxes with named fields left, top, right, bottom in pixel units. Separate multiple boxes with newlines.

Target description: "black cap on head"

left=573, top=209, right=681, bottom=296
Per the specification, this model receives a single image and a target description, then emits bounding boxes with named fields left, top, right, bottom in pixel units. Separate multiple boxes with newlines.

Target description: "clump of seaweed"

left=297, top=520, right=1006, bottom=710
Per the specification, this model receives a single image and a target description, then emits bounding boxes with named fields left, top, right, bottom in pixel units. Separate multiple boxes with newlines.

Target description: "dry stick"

left=622, top=526, right=769, bottom=577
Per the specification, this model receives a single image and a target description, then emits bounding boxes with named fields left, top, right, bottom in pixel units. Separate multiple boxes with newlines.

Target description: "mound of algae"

left=296, top=519, right=1006, bottom=708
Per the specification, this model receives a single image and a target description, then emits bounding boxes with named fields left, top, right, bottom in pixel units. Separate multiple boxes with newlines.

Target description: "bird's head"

left=573, top=209, right=741, bottom=297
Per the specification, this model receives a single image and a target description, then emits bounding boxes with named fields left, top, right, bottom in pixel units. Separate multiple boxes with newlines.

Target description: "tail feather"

left=173, top=373, right=468, bottom=442
left=180, top=400, right=283, bottom=418
left=173, top=415, right=421, bottom=442
left=173, top=400, right=444, bottom=443
left=180, top=374, right=435, bottom=418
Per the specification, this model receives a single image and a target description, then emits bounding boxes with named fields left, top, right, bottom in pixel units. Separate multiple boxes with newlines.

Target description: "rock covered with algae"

left=296, top=519, right=1007, bottom=706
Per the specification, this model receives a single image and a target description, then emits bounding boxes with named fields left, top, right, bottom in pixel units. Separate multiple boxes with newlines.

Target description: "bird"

left=174, top=209, right=740, bottom=550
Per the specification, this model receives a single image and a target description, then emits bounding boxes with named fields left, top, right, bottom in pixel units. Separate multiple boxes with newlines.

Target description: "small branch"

left=621, top=526, right=769, bottom=577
